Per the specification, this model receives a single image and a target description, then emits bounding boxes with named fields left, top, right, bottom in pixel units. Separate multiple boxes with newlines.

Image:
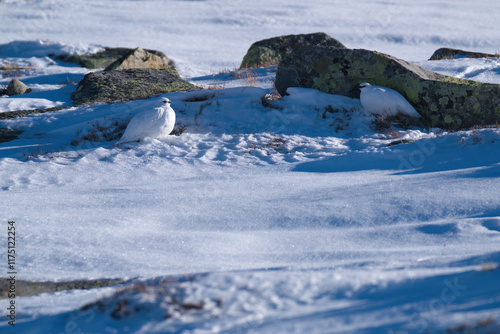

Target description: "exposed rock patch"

left=0, top=128, right=23, bottom=143
left=104, top=47, right=177, bottom=74
left=71, top=69, right=198, bottom=105
left=429, top=48, right=500, bottom=60
left=239, top=32, right=345, bottom=69
left=0, top=106, right=70, bottom=121
left=55, top=47, right=176, bottom=71
left=0, top=279, right=124, bottom=299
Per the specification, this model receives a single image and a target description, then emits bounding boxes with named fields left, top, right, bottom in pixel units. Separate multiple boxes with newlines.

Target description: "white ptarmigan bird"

left=117, top=97, right=176, bottom=144
left=359, top=82, right=421, bottom=118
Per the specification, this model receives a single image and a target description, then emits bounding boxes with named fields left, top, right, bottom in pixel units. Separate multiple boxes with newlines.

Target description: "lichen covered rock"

left=6, top=79, right=32, bottom=96
left=71, top=69, right=197, bottom=106
left=239, top=32, right=345, bottom=69
left=429, top=48, right=500, bottom=60
left=56, top=47, right=176, bottom=71
left=275, top=46, right=500, bottom=129
left=104, top=47, right=177, bottom=74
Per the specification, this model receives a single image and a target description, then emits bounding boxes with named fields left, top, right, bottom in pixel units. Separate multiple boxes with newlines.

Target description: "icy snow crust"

left=1, top=0, right=500, bottom=333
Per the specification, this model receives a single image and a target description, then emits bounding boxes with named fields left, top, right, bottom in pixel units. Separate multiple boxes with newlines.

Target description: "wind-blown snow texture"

left=1, top=1, right=500, bottom=333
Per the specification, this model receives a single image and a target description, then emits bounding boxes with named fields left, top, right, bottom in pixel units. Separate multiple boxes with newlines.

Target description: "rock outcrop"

left=55, top=47, right=176, bottom=71
left=71, top=69, right=197, bottom=106
left=104, top=47, right=177, bottom=74
left=0, top=106, right=70, bottom=121
left=239, top=32, right=346, bottom=69
left=429, top=48, right=500, bottom=60
left=275, top=46, right=500, bottom=129
left=0, top=128, right=23, bottom=143
left=6, top=79, right=32, bottom=96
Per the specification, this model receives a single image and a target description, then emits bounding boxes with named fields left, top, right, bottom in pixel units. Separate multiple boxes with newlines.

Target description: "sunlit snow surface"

left=1, top=0, right=500, bottom=77
left=1, top=0, right=500, bottom=333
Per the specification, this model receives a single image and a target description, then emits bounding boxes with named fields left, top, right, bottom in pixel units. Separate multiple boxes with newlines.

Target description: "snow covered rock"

left=239, top=32, right=345, bottom=69
left=104, top=47, right=177, bottom=73
left=71, top=69, right=197, bottom=105
left=6, top=79, right=32, bottom=96
left=429, top=47, right=500, bottom=60
left=275, top=46, right=500, bottom=129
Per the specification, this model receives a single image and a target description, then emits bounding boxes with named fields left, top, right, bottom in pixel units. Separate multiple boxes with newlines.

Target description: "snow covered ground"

left=1, top=0, right=499, bottom=77
left=1, top=1, right=500, bottom=333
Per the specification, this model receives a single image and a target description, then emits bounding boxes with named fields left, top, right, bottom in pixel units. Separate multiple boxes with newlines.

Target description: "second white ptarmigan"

left=359, top=82, right=421, bottom=118
left=117, top=97, right=176, bottom=144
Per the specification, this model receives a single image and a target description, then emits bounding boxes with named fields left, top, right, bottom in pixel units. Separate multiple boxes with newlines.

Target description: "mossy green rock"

left=239, top=32, right=345, bottom=69
left=275, top=46, right=500, bottom=129
left=71, top=69, right=197, bottom=106
left=56, top=47, right=176, bottom=71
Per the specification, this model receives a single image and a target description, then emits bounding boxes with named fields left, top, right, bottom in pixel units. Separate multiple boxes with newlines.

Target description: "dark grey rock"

left=0, top=106, right=70, bottom=121
left=71, top=69, right=198, bottom=106
left=275, top=46, right=500, bottom=129
left=0, top=279, right=124, bottom=299
left=429, top=48, right=500, bottom=60
left=0, top=128, right=23, bottom=143
left=239, top=32, right=346, bottom=69
left=6, top=79, right=32, bottom=96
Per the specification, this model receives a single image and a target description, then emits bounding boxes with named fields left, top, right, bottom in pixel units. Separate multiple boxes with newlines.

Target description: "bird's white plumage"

left=359, top=82, right=421, bottom=118
left=118, top=97, right=176, bottom=144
